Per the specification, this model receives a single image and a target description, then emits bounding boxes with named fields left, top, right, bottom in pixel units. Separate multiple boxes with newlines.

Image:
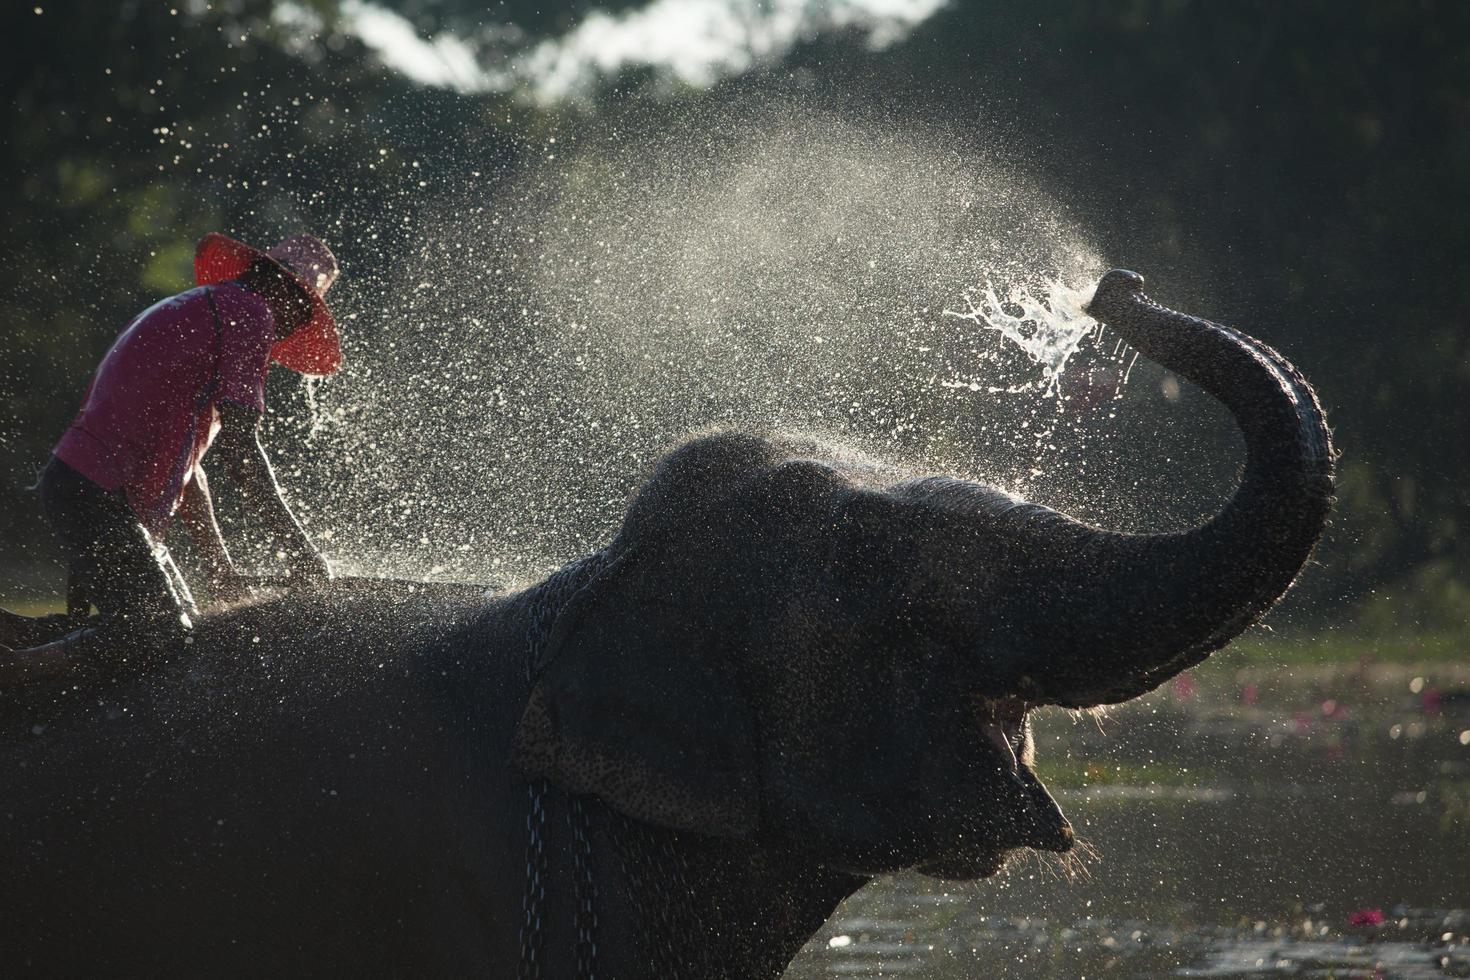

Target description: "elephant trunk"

left=1009, top=270, right=1335, bottom=709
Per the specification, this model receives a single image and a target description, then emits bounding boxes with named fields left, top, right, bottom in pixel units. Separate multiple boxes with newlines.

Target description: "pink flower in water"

left=1420, top=687, right=1442, bottom=717
left=1347, top=908, right=1384, bottom=928
left=1240, top=682, right=1259, bottom=707
left=1172, top=674, right=1196, bottom=701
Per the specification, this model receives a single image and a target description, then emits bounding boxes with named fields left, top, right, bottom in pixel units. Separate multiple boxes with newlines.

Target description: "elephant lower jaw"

left=914, top=768, right=1076, bottom=881
left=914, top=850, right=1010, bottom=881
left=915, top=821, right=1075, bottom=882
left=808, top=800, right=1074, bottom=881
left=1017, top=812, right=1076, bottom=854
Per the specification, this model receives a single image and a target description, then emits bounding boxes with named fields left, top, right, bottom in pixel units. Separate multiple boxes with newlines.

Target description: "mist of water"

left=266, top=102, right=1147, bottom=585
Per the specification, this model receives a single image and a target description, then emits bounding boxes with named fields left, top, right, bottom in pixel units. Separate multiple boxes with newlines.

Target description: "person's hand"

left=284, top=547, right=333, bottom=588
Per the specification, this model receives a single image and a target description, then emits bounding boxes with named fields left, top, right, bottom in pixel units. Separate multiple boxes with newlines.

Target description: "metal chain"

left=570, top=796, right=598, bottom=978
left=517, top=780, right=549, bottom=980
left=517, top=554, right=607, bottom=980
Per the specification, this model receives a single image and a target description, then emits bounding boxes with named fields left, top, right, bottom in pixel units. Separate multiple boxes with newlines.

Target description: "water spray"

left=942, top=277, right=1104, bottom=399
left=270, top=102, right=1213, bottom=581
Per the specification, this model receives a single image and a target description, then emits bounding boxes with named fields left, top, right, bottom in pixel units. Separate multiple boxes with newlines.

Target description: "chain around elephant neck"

left=513, top=552, right=704, bottom=978
left=517, top=553, right=606, bottom=980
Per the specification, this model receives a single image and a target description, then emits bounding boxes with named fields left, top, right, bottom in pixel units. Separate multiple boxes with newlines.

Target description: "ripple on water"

left=1179, top=936, right=1467, bottom=978
left=793, top=906, right=1470, bottom=979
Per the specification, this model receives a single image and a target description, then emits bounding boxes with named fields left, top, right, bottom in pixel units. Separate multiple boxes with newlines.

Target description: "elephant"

left=0, top=270, right=1334, bottom=977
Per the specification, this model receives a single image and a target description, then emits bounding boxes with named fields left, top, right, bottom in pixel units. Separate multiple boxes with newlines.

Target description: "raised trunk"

left=1013, top=270, right=1335, bottom=708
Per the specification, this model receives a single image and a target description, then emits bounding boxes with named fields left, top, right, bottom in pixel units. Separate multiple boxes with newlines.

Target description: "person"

left=1, top=232, right=342, bottom=680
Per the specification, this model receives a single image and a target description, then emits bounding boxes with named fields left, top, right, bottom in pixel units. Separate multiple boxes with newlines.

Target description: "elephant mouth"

left=914, top=696, right=1073, bottom=880
left=973, top=695, right=1030, bottom=772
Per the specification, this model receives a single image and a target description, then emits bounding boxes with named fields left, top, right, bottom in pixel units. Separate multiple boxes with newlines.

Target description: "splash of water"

left=942, top=278, right=1100, bottom=398
left=302, top=375, right=329, bottom=442
left=272, top=102, right=1155, bottom=581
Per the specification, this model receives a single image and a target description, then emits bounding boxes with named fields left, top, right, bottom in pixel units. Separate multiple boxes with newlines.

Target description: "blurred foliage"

left=1439, top=780, right=1470, bottom=839
left=1031, top=757, right=1209, bottom=791
left=1225, top=630, right=1468, bottom=667
left=1, top=0, right=1466, bottom=641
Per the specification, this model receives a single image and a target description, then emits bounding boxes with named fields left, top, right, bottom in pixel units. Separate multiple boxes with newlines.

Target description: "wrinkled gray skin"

left=0, top=272, right=1334, bottom=977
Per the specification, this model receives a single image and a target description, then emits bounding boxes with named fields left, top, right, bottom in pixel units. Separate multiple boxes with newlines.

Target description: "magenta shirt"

left=54, top=282, right=276, bottom=533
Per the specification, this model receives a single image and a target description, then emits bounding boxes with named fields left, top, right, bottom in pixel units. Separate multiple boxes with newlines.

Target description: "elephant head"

left=512, top=269, right=1335, bottom=880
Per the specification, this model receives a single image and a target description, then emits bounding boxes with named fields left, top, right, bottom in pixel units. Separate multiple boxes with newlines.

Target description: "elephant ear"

left=511, top=550, right=760, bottom=839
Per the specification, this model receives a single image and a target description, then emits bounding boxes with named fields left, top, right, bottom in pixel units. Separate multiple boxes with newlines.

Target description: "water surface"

left=787, top=662, right=1470, bottom=978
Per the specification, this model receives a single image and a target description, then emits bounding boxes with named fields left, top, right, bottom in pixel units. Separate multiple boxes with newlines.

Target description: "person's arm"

left=177, top=463, right=250, bottom=603
left=213, top=402, right=332, bottom=585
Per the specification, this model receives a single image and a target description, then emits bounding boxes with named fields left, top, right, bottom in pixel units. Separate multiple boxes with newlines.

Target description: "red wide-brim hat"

left=194, top=232, right=342, bottom=376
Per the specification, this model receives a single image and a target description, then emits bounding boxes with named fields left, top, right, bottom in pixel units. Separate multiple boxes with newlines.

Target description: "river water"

left=786, top=660, right=1470, bottom=978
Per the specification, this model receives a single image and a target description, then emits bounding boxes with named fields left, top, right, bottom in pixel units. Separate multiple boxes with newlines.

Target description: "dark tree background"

left=3, top=0, right=1465, bottom=640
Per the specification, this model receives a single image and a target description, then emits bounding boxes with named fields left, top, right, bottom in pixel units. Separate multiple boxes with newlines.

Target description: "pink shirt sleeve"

left=210, top=284, right=276, bottom=414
